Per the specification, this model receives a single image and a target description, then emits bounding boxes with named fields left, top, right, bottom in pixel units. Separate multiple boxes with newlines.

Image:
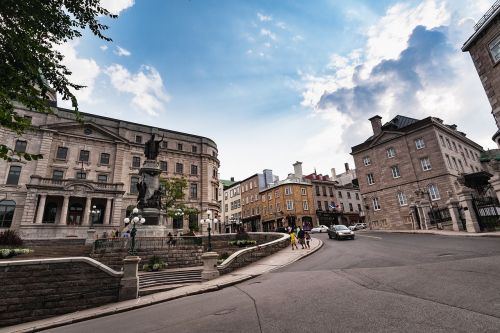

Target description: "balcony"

left=28, top=175, right=124, bottom=192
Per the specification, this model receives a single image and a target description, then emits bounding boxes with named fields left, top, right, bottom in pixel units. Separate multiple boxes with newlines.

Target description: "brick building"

left=0, top=100, right=220, bottom=238
left=351, top=115, right=483, bottom=230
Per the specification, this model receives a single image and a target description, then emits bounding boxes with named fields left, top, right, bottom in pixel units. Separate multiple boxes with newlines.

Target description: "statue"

left=144, top=133, right=164, bottom=160
left=137, top=170, right=162, bottom=209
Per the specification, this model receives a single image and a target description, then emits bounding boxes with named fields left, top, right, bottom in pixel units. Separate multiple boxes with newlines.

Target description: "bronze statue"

left=144, top=133, right=164, bottom=160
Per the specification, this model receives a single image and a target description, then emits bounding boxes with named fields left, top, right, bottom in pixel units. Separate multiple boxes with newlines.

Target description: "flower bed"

left=0, top=248, right=33, bottom=258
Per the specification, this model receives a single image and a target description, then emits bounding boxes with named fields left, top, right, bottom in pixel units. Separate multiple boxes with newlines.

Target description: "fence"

left=428, top=207, right=452, bottom=229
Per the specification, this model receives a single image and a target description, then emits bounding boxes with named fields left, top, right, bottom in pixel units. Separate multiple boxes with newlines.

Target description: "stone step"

left=139, top=268, right=202, bottom=290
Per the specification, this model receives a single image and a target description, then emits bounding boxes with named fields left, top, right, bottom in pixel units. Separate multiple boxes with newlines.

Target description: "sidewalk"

left=2, top=237, right=323, bottom=333
left=366, top=229, right=500, bottom=237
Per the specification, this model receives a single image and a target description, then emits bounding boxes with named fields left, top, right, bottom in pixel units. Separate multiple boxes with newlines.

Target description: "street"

left=44, top=232, right=500, bottom=333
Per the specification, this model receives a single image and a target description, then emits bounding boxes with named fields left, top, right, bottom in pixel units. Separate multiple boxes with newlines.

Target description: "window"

left=130, top=176, right=139, bottom=194
left=324, top=201, right=329, bottom=210
left=386, top=147, right=395, bottom=158
left=428, top=184, right=440, bottom=201
left=177, top=143, right=183, bottom=151
left=329, top=187, right=334, bottom=196
left=367, top=173, right=375, bottom=185
left=391, top=165, right=401, bottom=178
left=268, top=193, right=272, bottom=200
left=276, top=203, right=280, bottom=211
left=452, top=157, right=458, bottom=170
left=285, top=186, right=292, bottom=195
left=97, top=174, right=108, bottom=183
left=489, top=34, right=500, bottom=63
left=132, top=156, right=141, bottom=168
left=79, top=150, right=89, bottom=162
left=338, top=191, right=343, bottom=198
left=190, top=183, right=198, bottom=198
left=315, top=185, right=320, bottom=196
left=190, top=164, right=198, bottom=175
left=275, top=190, right=280, bottom=198
left=192, top=145, right=197, bottom=153
left=0, top=200, right=16, bottom=228
left=363, top=156, right=371, bottom=166
left=135, top=135, right=142, bottom=144
left=420, top=158, right=432, bottom=171
left=173, top=215, right=183, bottom=229
left=355, top=193, right=359, bottom=200
left=465, top=148, right=470, bottom=158
left=415, top=138, right=425, bottom=149
left=397, top=192, right=407, bottom=206
left=76, top=171, right=86, bottom=179
left=452, top=141, right=457, bottom=152
left=160, top=161, right=168, bottom=172
left=317, top=201, right=322, bottom=210
left=6, top=166, right=21, bottom=185
left=14, top=140, right=27, bottom=153
left=439, top=135, right=445, bottom=147
left=100, top=153, right=110, bottom=165
left=357, top=204, right=362, bottom=212
left=445, top=154, right=452, bottom=168
left=52, top=170, right=64, bottom=179
left=347, top=192, right=351, bottom=199
left=372, top=197, right=381, bottom=211
left=56, top=147, right=68, bottom=160
left=286, top=200, right=293, bottom=210
left=458, top=159, right=464, bottom=172
left=320, top=186, right=325, bottom=196
left=176, top=163, right=184, bottom=174
left=161, top=141, right=168, bottom=149
left=303, top=201, right=309, bottom=210
left=445, top=138, right=451, bottom=149
left=301, top=188, right=306, bottom=195
left=349, top=203, right=353, bottom=212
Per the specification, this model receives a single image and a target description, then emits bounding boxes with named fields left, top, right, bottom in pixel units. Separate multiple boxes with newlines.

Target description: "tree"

left=161, top=177, right=200, bottom=232
left=0, top=0, right=116, bottom=161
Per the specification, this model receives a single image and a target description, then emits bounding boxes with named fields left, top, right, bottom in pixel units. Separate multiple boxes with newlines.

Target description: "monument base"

left=136, top=225, right=168, bottom=237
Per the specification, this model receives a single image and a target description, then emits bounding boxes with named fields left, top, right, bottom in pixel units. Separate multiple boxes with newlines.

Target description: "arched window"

left=43, top=202, right=58, bottom=223
left=0, top=200, right=16, bottom=228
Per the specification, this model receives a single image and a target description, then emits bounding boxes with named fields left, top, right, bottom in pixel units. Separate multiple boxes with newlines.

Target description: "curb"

left=4, top=239, right=323, bottom=333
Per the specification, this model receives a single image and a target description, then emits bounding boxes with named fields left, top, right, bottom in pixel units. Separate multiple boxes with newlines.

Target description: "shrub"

left=0, top=248, right=32, bottom=258
left=142, top=255, right=167, bottom=271
left=0, top=230, right=23, bottom=247
left=235, top=229, right=250, bottom=241
left=228, top=240, right=257, bottom=247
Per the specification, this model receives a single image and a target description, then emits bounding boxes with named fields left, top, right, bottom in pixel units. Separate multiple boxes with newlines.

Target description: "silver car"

left=328, top=224, right=355, bottom=240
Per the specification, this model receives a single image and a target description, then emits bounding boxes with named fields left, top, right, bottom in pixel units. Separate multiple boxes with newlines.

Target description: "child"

left=305, top=231, right=311, bottom=249
left=290, top=231, right=298, bottom=250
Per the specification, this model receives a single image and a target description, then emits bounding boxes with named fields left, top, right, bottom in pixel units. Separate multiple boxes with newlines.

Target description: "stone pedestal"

left=201, top=251, right=220, bottom=281
left=457, top=190, right=481, bottom=233
left=142, top=207, right=161, bottom=226
left=86, top=229, right=97, bottom=245
left=119, top=256, right=141, bottom=301
left=447, top=198, right=464, bottom=232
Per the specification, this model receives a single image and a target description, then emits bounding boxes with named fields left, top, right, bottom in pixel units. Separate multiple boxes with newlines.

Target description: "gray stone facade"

left=0, top=104, right=220, bottom=238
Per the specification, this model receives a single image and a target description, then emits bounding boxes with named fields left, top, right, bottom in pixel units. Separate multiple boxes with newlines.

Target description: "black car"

left=328, top=224, right=355, bottom=240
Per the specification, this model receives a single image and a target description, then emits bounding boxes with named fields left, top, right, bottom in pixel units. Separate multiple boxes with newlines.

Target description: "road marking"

left=357, top=234, right=382, bottom=240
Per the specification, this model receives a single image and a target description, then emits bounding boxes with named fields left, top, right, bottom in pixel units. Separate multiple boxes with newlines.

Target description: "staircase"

left=139, top=267, right=203, bottom=296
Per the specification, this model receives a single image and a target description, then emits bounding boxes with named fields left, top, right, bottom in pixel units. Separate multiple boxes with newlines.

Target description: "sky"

left=58, top=0, right=498, bottom=181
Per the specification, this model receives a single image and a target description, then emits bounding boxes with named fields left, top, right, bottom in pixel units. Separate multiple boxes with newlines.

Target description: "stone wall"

left=0, top=258, right=122, bottom=328
left=217, top=232, right=289, bottom=275
left=91, top=245, right=203, bottom=271
left=201, top=232, right=283, bottom=257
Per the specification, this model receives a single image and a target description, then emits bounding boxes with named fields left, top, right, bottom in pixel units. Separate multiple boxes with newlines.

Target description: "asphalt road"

left=44, top=232, right=500, bottom=333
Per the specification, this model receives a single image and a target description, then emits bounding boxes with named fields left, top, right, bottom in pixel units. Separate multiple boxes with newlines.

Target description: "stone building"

left=0, top=101, right=220, bottom=238
left=222, top=180, right=242, bottom=233
left=351, top=115, right=484, bottom=230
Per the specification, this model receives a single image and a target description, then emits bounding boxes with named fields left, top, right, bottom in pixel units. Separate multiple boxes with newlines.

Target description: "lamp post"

left=200, top=209, right=218, bottom=252
left=123, top=207, right=146, bottom=254
left=173, top=208, right=183, bottom=231
left=90, top=205, right=100, bottom=225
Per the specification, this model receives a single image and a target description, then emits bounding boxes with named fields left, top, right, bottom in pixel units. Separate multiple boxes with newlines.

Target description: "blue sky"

left=59, top=0, right=498, bottom=180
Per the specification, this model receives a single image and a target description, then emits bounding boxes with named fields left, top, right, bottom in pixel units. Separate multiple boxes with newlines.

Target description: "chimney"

left=344, top=163, right=350, bottom=172
left=293, top=161, right=303, bottom=178
left=230, top=177, right=234, bottom=182
left=331, top=168, right=336, bottom=179
left=369, top=115, right=382, bottom=136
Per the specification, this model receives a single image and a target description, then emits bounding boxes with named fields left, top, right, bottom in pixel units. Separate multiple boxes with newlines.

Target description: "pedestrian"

left=297, top=226, right=305, bottom=249
left=305, top=231, right=311, bottom=249
left=123, top=230, right=130, bottom=238
left=167, top=232, right=174, bottom=247
left=290, top=231, right=298, bottom=250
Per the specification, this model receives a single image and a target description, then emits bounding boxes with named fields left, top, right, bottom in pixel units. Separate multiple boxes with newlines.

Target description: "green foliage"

left=235, top=229, right=250, bottom=241
left=142, top=255, right=167, bottom=271
left=0, top=230, right=23, bottom=246
left=161, top=177, right=188, bottom=211
left=217, top=251, right=230, bottom=265
left=228, top=240, right=257, bottom=247
left=0, top=0, right=116, bottom=160
left=0, top=248, right=32, bottom=258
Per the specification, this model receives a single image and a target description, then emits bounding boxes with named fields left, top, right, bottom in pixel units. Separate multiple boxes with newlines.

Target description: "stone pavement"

left=2, top=237, right=323, bottom=333
left=367, top=229, right=500, bottom=237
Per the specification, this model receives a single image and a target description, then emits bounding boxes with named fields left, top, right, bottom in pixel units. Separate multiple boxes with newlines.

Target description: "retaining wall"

left=0, top=257, right=122, bottom=327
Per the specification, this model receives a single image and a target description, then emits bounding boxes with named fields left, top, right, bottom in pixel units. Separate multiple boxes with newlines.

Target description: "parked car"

left=311, top=225, right=329, bottom=233
left=328, top=225, right=355, bottom=240
left=349, top=223, right=367, bottom=231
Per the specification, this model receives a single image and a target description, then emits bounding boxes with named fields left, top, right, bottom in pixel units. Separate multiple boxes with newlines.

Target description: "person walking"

left=297, top=226, right=305, bottom=249
left=290, top=231, right=298, bottom=250
left=305, top=231, right=311, bottom=249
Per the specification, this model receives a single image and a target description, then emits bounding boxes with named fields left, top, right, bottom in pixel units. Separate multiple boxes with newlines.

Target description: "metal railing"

left=31, top=177, right=123, bottom=191
left=94, top=236, right=202, bottom=251
left=474, top=0, right=500, bottom=31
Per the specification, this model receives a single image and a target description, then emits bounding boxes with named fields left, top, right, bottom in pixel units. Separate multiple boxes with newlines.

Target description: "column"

left=110, top=197, right=123, bottom=226
left=59, top=195, right=69, bottom=225
left=457, top=190, right=481, bottom=233
left=35, top=194, right=47, bottom=224
left=82, top=196, right=92, bottom=226
left=447, top=198, right=463, bottom=232
left=104, top=198, right=112, bottom=224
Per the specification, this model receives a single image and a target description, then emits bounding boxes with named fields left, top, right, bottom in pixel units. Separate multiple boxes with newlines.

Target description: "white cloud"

left=292, top=35, right=304, bottom=42
left=260, top=28, right=277, bottom=40
left=100, top=45, right=108, bottom=51
left=55, top=41, right=100, bottom=107
left=115, top=46, right=131, bottom=57
left=100, top=0, right=135, bottom=15
left=257, top=12, right=272, bottom=22
left=276, top=21, right=287, bottom=29
left=105, top=64, right=170, bottom=116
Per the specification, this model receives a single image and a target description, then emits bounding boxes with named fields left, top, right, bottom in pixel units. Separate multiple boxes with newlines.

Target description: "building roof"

left=462, top=0, right=500, bottom=51
left=382, top=115, right=419, bottom=131
left=220, top=179, right=239, bottom=189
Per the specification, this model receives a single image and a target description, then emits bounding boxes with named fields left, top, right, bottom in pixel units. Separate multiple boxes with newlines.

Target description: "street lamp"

left=123, top=207, right=146, bottom=254
left=200, top=209, right=218, bottom=252
left=90, top=205, right=100, bottom=225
